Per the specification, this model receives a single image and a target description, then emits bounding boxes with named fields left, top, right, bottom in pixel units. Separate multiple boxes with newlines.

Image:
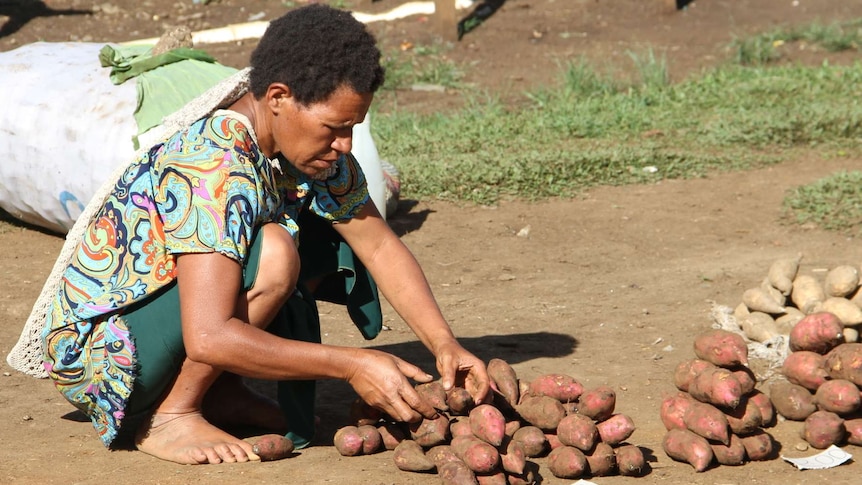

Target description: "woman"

left=41, top=4, right=490, bottom=465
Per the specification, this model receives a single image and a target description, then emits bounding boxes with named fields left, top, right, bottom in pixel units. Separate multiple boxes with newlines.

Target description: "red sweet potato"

left=739, top=429, right=775, bottom=461
left=450, top=435, right=501, bottom=474
left=844, top=418, right=862, bottom=445
left=688, top=367, right=743, bottom=409
left=585, top=442, right=616, bottom=477
left=504, top=420, right=521, bottom=437
left=660, top=392, right=694, bottom=430
left=333, top=425, right=364, bottom=456
left=547, top=446, right=587, bottom=479
left=790, top=312, right=844, bottom=354
left=802, top=410, right=846, bottom=449
left=824, top=343, right=862, bottom=386
left=527, top=373, right=584, bottom=402
left=516, top=395, right=567, bottom=431
left=438, top=460, right=478, bottom=485
left=545, top=432, right=563, bottom=451
left=507, top=461, right=540, bottom=485
left=748, top=389, right=776, bottom=427
left=710, top=433, right=746, bottom=466
left=469, top=404, right=506, bottom=447
left=814, top=378, right=862, bottom=415
left=511, top=426, right=548, bottom=458
left=416, top=381, right=449, bottom=412
left=596, top=413, right=635, bottom=445
left=693, top=329, right=749, bottom=366
left=409, top=413, right=451, bottom=447
left=782, top=350, right=830, bottom=391
left=247, top=434, right=295, bottom=462
left=499, top=437, right=527, bottom=475
left=615, top=444, right=647, bottom=476
left=662, top=428, right=714, bottom=472
left=673, top=359, right=716, bottom=393
left=770, top=381, right=817, bottom=421
left=729, top=365, right=757, bottom=395
left=426, top=444, right=462, bottom=468
left=683, top=400, right=730, bottom=445
left=723, top=397, right=763, bottom=435
left=487, top=358, right=520, bottom=407
left=393, top=440, right=436, bottom=472
left=377, top=421, right=408, bottom=450
left=447, top=386, right=476, bottom=416
left=575, top=385, right=616, bottom=422
left=357, top=424, right=383, bottom=455
left=450, top=417, right=473, bottom=438
left=475, top=471, right=507, bottom=485
left=556, top=413, right=598, bottom=451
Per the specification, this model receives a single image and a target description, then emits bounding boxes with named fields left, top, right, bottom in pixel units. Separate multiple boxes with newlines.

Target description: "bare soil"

left=3, top=1, right=862, bottom=484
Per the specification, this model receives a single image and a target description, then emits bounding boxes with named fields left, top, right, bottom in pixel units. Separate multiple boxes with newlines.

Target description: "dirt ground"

left=3, top=0, right=862, bottom=484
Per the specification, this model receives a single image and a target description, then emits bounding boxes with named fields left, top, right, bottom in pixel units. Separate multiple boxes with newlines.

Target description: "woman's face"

left=273, top=84, right=373, bottom=179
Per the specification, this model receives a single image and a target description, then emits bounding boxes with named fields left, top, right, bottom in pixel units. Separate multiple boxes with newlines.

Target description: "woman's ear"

left=265, top=83, right=293, bottom=113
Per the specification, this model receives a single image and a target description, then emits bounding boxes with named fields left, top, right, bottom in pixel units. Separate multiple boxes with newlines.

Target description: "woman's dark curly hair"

left=249, top=4, right=385, bottom=105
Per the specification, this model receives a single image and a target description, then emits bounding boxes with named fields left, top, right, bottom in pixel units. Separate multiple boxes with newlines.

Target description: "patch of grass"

left=380, top=41, right=465, bottom=91
left=782, top=171, right=862, bottom=233
left=731, top=19, right=862, bottom=65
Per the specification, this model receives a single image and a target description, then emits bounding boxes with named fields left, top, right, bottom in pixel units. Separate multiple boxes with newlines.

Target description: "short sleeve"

left=308, top=152, right=371, bottom=222
left=155, top=115, right=265, bottom=263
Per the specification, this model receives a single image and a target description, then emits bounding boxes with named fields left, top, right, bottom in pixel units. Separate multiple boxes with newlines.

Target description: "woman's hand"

left=344, top=349, right=439, bottom=423
left=433, top=340, right=491, bottom=406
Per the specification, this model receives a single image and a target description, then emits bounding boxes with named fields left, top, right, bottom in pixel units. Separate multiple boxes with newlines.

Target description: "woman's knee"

left=251, top=224, right=300, bottom=304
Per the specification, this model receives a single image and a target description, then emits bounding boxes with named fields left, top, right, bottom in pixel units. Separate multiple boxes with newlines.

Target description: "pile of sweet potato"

left=332, top=358, right=650, bottom=484
left=772, top=310, right=862, bottom=448
left=731, top=257, right=862, bottom=344
left=661, top=329, right=778, bottom=471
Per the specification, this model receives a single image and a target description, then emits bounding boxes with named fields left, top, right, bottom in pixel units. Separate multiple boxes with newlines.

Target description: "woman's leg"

left=133, top=224, right=299, bottom=464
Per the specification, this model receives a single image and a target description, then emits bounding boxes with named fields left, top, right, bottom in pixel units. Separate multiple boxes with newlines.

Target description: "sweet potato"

left=743, top=287, right=786, bottom=314
left=596, top=413, right=636, bottom=445
left=822, top=297, right=862, bottom=325
left=615, top=444, right=647, bottom=476
left=739, top=429, right=775, bottom=461
left=790, top=312, right=845, bottom=354
left=693, top=329, right=749, bottom=367
left=438, top=460, right=478, bottom=485
left=527, top=373, right=583, bottom=402
left=710, top=433, right=746, bottom=466
left=723, top=396, right=762, bottom=435
left=357, top=424, right=383, bottom=455
left=585, top=442, right=616, bottom=477
left=556, top=413, right=598, bottom=451
left=792, top=274, right=826, bottom=313
left=499, top=437, right=527, bottom=475
left=416, top=381, right=449, bottom=412
left=761, top=277, right=787, bottom=307
left=333, top=425, right=364, bottom=456
left=782, top=350, right=830, bottom=391
left=776, top=307, right=806, bottom=334
left=547, top=446, right=587, bottom=479
left=507, top=461, right=540, bottom=485
left=802, top=410, right=846, bottom=449
left=824, top=343, right=862, bottom=386
left=575, top=385, right=616, bottom=421
left=511, top=426, right=548, bottom=458
left=845, top=327, right=860, bottom=343
left=660, top=392, right=695, bottom=431
left=504, top=419, right=521, bottom=437
left=377, top=422, right=408, bottom=450
left=770, top=381, right=817, bottom=421
left=824, top=265, right=860, bottom=297
left=662, top=428, right=714, bottom=472
left=475, top=472, right=507, bottom=485
left=673, top=359, right=715, bottom=392
left=741, top=311, right=781, bottom=343
left=447, top=386, right=476, bottom=416
left=814, top=379, right=862, bottom=415
left=748, top=389, right=776, bottom=427
left=247, top=434, right=295, bottom=462
left=349, top=398, right=384, bottom=426
left=729, top=365, right=757, bottom=395
left=469, top=404, right=506, bottom=447
left=487, top=358, right=520, bottom=407
left=450, top=417, right=473, bottom=438
left=409, top=413, right=451, bottom=447
left=844, top=418, right=862, bottom=445
left=683, top=400, right=730, bottom=445
left=516, top=395, right=567, bottom=431
left=393, top=439, right=436, bottom=472
left=768, top=255, right=800, bottom=295
left=688, top=367, right=743, bottom=409
left=426, top=444, right=462, bottom=468
left=450, top=435, right=501, bottom=474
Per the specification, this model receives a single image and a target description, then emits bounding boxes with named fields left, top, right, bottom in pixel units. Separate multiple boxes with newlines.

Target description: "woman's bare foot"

left=202, top=374, right=288, bottom=433
left=135, top=411, right=261, bottom=464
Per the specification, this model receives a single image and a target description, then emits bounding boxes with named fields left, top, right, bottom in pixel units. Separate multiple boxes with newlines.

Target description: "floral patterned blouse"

left=41, top=110, right=369, bottom=446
